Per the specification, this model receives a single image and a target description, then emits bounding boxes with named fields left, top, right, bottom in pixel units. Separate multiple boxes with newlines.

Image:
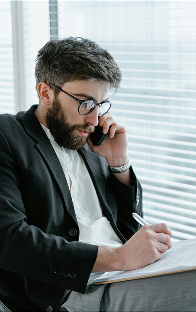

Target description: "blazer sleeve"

left=0, top=129, right=97, bottom=294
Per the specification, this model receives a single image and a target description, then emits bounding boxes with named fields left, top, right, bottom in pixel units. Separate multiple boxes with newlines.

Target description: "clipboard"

left=93, top=238, right=196, bottom=285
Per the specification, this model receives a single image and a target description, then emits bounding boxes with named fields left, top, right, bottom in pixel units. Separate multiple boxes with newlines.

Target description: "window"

left=0, top=1, right=14, bottom=114
left=0, top=0, right=50, bottom=113
left=22, top=1, right=50, bottom=110
left=1, top=0, right=196, bottom=241
left=58, top=1, right=196, bottom=241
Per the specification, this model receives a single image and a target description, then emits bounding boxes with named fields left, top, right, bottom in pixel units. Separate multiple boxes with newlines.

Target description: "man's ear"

left=37, top=82, right=53, bottom=105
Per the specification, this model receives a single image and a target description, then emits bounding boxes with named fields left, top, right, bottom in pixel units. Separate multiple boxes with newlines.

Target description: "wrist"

left=111, top=246, right=125, bottom=271
left=104, top=246, right=123, bottom=271
left=109, top=158, right=131, bottom=174
left=106, top=156, right=129, bottom=168
left=92, top=246, right=122, bottom=272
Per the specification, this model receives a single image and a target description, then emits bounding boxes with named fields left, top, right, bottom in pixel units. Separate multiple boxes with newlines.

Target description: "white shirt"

left=41, top=124, right=122, bottom=248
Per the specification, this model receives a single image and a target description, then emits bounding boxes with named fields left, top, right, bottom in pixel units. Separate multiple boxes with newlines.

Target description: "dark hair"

left=35, top=37, right=121, bottom=98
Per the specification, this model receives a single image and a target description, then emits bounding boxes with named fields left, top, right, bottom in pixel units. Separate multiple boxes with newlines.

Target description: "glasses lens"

left=79, top=100, right=111, bottom=116
left=79, top=100, right=95, bottom=115
left=98, top=101, right=111, bottom=116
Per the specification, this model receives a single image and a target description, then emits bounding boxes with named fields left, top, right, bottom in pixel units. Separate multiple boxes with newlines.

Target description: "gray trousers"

left=62, top=270, right=196, bottom=312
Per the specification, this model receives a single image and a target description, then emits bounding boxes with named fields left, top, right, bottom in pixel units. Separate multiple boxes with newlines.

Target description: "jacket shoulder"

left=0, top=111, right=25, bottom=131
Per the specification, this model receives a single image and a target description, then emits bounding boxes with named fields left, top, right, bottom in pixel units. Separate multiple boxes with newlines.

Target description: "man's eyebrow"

left=72, top=92, right=109, bottom=103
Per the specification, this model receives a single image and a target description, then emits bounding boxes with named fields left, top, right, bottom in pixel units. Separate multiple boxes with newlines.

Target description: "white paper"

left=93, top=238, right=196, bottom=284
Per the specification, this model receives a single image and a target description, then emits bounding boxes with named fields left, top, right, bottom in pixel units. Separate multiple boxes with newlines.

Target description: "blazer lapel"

left=21, top=105, right=77, bottom=223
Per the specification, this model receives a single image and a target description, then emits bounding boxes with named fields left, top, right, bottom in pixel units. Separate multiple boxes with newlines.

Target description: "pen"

left=132, top=213, right=149, bottom=226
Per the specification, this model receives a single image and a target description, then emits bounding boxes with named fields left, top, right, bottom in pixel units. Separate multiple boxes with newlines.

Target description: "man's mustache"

left=73, top=124, right=95, bottom=133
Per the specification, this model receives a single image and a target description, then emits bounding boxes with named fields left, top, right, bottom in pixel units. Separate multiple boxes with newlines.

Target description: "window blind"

left=22, top=1, right=50, bottom=110
left=0, top=1, right=50, bottom=113
left=49, top=0, right=59, bottom=40
left=58, top=1, right=196, bottom=241
left=0, top=1, right=15, bottom=114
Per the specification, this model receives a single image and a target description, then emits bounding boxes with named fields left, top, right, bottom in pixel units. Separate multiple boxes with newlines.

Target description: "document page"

left=93, top=238, right=196, bottom=285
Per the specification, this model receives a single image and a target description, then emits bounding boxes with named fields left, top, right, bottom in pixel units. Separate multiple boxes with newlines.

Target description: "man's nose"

left=84, top=106, right=99, bottom=127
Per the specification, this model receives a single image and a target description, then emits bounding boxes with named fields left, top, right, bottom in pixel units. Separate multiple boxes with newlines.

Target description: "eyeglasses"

left=50, top=83, right=111, bottom=116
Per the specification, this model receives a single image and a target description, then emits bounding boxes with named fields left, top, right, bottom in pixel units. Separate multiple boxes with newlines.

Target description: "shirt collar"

left=40, top=123, right=55, bottom=141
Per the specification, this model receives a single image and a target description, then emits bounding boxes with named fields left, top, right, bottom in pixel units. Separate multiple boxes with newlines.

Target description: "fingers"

left=144, top=224, right=172, bottom=252
left=99, top=114, right=122, bottom=138
left=99, top=113, right=111, bottom=127
left=139, top=224, right=172, bottom=255
left=157, top=232, right=172, bottom=248
left=151, top=223, right=172, bottom=237
left=155, top=238, right=171, bottom=254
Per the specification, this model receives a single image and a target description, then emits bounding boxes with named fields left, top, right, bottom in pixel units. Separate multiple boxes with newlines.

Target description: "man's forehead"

left=62, top=80, right=110, bottom=101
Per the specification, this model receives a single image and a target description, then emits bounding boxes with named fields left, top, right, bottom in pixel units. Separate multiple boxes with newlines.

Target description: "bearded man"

left=0, top=37, right=195, bottom=312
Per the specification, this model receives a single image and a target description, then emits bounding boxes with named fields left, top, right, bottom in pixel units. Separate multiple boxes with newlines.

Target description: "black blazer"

left=0, top=105, right=142, bottom=311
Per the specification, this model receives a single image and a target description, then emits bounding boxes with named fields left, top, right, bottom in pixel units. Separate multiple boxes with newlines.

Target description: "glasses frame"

left=50, top=83, right=111, bottom=116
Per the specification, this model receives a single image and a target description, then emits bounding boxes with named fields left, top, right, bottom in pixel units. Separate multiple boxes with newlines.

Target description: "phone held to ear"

left=90, top=124, right=107, bottom=146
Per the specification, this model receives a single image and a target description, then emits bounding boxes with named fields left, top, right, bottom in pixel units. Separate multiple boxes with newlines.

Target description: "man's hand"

left=92, top=223, right=172, bottom=273
left=88, top=113, right=131, bottom=185
left=88, top=113, right=129, bottom=168
left=116, top=223, right=172, bottom=271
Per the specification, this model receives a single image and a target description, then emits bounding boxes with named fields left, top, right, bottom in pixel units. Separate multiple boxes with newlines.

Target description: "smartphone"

left=90, top=124, right=107, bottom=146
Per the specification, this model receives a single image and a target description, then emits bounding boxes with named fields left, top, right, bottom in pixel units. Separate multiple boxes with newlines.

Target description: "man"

left=0, top=37, right=195, bottom=312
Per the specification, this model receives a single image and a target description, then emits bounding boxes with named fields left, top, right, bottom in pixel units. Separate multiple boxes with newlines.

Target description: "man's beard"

left=45, top=98, right=94, bottom=149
